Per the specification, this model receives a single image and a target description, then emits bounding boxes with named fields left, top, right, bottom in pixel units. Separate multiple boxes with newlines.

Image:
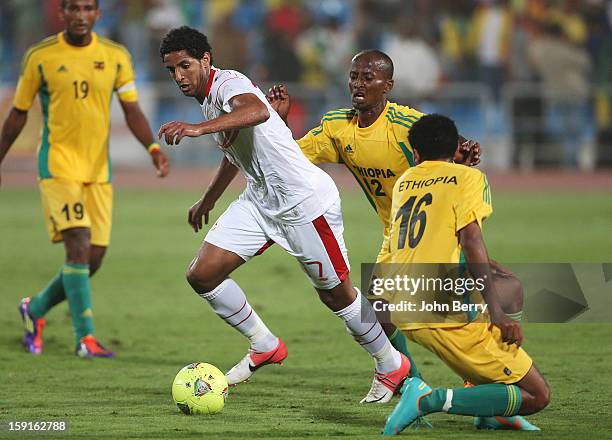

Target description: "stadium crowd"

left=1, top=0, right=611, bottom=167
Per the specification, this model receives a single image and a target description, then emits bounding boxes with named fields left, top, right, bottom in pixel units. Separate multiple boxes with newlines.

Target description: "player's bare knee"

left=533, top=382, right=551, bottom=412
left=186, top=263, right=220, bottom=293
left=63, top=229, right=92, bottom=264
left=89, top=247, right=107, bottom=276
left=317, top=290, right=337, bottom=309
left=317, top=281, right=356, bottom=311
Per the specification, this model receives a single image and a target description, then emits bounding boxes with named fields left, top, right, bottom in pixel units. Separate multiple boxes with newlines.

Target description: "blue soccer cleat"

left=19, top=297, right=46, bottom=355
left=383, top=377, right=432, bottom=435
left=475, top=415, right=540, bottom=431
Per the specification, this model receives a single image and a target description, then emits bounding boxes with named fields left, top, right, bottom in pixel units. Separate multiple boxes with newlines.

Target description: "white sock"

left=198, top=279, right=278, bottom=352
left=334, top=289, right=401, bottom=373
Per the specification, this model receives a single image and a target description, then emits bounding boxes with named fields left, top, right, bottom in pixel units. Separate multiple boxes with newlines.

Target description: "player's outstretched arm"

left=266, top=84, right=291, bottom=124
left=188, top=156, right=239, bottom=233
left=0, top=107, right=28, bottom=187
left=159, top=93, right=269, bottom=147
left=119, top=100, right=170, bottom=178
left=459, top=221, right=523, bottom=346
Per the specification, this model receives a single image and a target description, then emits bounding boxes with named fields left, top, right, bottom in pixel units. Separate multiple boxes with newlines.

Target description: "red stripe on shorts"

left=255, top=239, right=275, bottom=256
left=312, top=215, right=349, bottom=282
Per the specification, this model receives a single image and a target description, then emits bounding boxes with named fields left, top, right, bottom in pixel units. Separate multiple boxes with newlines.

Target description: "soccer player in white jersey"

left=158, top=26, right=409, bottom=403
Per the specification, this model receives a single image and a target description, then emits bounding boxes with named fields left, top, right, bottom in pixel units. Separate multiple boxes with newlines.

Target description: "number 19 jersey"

left=388, top=161, right=492, bottom=264
left=13, top=32, right=138, bottom=183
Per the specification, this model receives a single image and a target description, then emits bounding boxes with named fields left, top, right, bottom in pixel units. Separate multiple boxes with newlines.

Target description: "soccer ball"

left=172, top=363, right=229, bottom=415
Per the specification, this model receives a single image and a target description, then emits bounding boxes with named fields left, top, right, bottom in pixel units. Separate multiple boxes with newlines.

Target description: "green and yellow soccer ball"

left=172, top=363, right=228, bottom=415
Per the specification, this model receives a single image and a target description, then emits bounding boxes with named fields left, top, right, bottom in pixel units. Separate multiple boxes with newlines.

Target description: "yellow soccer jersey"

left=388, top=161, right=492, bottom=264
left=14, top=32, right=139, bottom=183
left=298, top=101, right=424, bottom=240
left=384, top=161, right=492, bottom=330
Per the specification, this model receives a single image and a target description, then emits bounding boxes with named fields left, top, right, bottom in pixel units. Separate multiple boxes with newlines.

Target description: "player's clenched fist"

left=492, top=313, right=523, bottom=347
left=158, top=121, right=205, bottom=146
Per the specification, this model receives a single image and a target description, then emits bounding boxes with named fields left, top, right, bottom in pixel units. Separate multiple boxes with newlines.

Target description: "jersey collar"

left=356, top=101, right=390, bottom=135
left=204, top=66, right=216, bottom=97
left=58, top=31, right=98, bottom=50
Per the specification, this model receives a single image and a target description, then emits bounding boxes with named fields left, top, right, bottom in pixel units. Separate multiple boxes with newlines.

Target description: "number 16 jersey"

left=388, top=161, right=492, bottom=264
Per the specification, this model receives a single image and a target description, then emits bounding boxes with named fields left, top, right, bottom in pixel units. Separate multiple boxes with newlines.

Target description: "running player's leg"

left=279, top=199, right=409, bottom=402
left=190, top=200, right=283, bottom=384
left=22, top=179, right=97, bottom=355
left=30, top=182, right=109, bottom=316
left=62, top=181, right=114, bottom=357
left=61, top=227, right=95, bottom=342
left=371, top=242, right=422, bottom=379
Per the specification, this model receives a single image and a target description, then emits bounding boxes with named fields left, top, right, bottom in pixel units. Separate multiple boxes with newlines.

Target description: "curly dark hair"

left=408, top=114, right=459, bottom=161
left=159, top=26, right=213, bottom=63
left=62, top=0, right=98, bottom=8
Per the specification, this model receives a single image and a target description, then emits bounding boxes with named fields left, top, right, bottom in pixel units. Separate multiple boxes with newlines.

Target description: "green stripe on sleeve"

left=345, top=166, right=378, bottom=212
left=37, top=64, right=52, bottom=179
left=398, top=141, right=416, bottom=167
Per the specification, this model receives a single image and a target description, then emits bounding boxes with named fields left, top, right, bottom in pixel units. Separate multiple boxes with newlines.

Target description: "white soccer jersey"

left=200, top=67, right=339, bottom=224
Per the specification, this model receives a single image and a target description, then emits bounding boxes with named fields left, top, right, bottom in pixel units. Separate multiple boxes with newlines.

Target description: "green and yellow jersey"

left=298, top=101, right=424, bottom=261
left=14, top=32, right=139, bottom=183
left=386, top=161, right=492, bottom=330
left=388, top=161, right=492, bottom=264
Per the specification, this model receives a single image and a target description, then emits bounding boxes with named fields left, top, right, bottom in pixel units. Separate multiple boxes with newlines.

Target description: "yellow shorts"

left=405, top=324, right=533, bottom=385
left=39, top=177, right=113, bottom=246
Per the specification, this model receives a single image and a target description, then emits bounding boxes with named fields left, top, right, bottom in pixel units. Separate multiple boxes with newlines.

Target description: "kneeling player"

left=381, top=114, right=550, bottom=435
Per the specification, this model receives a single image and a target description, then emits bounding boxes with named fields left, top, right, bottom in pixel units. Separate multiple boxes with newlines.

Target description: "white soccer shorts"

left=204, top=197, right=350, bottom=290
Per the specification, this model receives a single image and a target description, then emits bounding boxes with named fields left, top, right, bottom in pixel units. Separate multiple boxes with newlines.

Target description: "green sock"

left=62, top=263, right=95, bottom=344
left=389, top=328, right=421, bottom=378
left=506, top=310, right=523, bottom=322
left=28, top=271, right=66, bottom=318
left=420, top=384, right=522, bottom=417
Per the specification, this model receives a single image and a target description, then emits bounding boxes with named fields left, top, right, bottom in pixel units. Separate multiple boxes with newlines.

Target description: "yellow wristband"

left=147, top=143, right=161, bottom=154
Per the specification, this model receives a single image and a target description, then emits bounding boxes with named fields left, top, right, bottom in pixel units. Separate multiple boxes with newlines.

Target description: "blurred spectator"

left=262, top=29, right=301, bottom=83
left=549, top=0, right=588, bottom=45
left=592, top=1, right=612, bottom=167
left=267, top=0, right=303, bottom=41
left=211, top=13, right=249, bottom=73
left=467, top=0, right=513, bottom=102
left=435, top=0, right=474, bottom=81
left=232, top=0, right=267, bottom=77
left=355, top=0, right=388, bottom=49
left=528, top=22, right=592, bottom=168
left=43, top=0, right=63, bottom=33
left=383, top=19, right=441, bottom=101
left=0, top=1, right=17, bottom=81
left=296, top=16, right=354, bottom=90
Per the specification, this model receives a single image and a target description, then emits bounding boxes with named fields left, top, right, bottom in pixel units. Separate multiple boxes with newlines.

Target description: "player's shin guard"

left=62, top=263, right=95, bottom=344
left=28, top=271, right=66, bottom=318
left=198, top=278, right=278, bottom=353
left=420, top=384, right=522, bottom=417
left=334, top=290, right=401, bottom=373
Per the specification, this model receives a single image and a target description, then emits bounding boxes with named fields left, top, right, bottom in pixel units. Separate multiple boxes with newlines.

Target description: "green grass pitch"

left=1, top=188, right=611, bottom=439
